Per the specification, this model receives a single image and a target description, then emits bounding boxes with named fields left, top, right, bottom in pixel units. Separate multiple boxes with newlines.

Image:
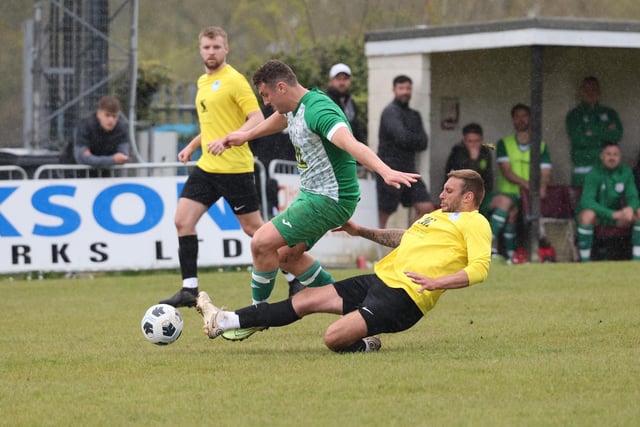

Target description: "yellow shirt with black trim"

left=195, top=64, right=260, bottom=173
left=374, top=209, right=491, bottom=314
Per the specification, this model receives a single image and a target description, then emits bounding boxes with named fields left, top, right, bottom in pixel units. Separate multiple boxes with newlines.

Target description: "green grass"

left=2, top=262, right=639, bottom=427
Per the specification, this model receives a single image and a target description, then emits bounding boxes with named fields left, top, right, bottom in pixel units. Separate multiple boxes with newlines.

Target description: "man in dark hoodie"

left=62, top=95, right=130, bottom=177
left=377, top=74, right=436, bottom=228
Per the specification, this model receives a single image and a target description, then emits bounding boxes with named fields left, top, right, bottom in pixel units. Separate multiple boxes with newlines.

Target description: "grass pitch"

left=2, top=261, right=639, bottom=426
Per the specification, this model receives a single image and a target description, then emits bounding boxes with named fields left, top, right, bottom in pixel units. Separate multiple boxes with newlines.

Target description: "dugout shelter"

left=365, top=17, right=640, bottom=259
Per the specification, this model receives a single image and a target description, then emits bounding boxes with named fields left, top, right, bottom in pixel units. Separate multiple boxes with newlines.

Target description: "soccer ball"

left=141, top=304, right=184, bottom=345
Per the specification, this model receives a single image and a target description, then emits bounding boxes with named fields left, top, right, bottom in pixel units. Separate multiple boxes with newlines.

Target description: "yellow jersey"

left=374, top=209, right=491, bottom=314
left=195, top=64, right=260, bottom=173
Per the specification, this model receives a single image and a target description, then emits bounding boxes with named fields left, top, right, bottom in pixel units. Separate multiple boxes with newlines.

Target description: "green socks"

left=251, top=268, right=278, bottom=304
left=299, top=260, right=335, bottom=288
left=503, top=223, right=517, bottom=258
left=250, top=261, right=334, bottom=304
left=632, top=222, right=640, bottom=260
left=489, top=208, right=508, bottom=239
left=577, top=223, right=594, bottom=262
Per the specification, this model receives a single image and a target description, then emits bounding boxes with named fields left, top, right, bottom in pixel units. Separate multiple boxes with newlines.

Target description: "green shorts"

left=272, top=189, right=358, bottom=249
left=480, top=191, right=521, bottom=216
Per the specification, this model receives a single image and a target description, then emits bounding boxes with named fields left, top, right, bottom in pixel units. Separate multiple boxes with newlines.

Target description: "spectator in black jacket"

left=70, top=96, right=130, bottom=176
left=326, top=63, right=366, bottom=144
left=377, top=75, right=436, bottom=228
left=444, top=123, right=494, bottom=195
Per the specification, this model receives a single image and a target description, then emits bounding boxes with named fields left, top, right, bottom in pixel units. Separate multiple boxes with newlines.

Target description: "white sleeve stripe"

left=327, top=122, right=348, bottom=141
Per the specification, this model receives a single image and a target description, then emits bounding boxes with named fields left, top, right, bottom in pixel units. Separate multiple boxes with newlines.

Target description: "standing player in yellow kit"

left=160, top=27, right=306, bottom=307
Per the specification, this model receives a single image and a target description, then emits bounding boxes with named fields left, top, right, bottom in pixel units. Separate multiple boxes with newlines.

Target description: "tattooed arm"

left=333, top=220, right=405, bottom=248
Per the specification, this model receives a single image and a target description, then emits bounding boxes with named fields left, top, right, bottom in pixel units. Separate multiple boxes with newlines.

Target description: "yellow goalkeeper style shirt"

left=195, top=64, right=260, bottom=173
left=374, top=209, right=491, bottom=314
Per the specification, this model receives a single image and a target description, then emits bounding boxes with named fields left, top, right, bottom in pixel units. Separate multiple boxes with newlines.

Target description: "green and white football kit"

left=250, top=89, right=360, bottom=305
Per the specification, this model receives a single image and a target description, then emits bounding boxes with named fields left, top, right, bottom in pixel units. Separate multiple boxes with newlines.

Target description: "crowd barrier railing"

left=0, top=165, right=29, bottom=180
left=31, top=160, right=270, bottom=222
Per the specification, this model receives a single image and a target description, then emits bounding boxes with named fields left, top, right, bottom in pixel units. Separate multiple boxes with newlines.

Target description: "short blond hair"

left=198, top=26, right=228, bottom=44
left=447, top=169, right=485, bottom=208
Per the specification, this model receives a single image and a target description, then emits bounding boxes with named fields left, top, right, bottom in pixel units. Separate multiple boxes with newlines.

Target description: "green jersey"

left=286, top=88, right=359, bottom=202
left=566, top=101, right=623, bottom=186
left=577, top=162, right=639, bottom=221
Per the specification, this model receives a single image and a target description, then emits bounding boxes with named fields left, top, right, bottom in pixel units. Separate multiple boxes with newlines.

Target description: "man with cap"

left=327, top=63, right=367, bottom=144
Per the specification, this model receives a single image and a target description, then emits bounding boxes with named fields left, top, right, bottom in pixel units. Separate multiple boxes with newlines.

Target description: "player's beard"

left=442, top=196, right=462, bottom=212
left=396, top=94, right=411, bottom=104
left=514, top=120, right=529, bottom=133
left=204, top=57, right=223, bottom=72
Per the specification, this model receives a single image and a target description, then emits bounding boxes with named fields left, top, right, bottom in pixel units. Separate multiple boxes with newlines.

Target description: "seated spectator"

left=483, top=104, right=551, bottom=259
left=566, top=76, right=623, bottom=187
left=444, top=122, right=493, bottom=195
left=575, top=142, right=640, bottom=262
left=65, top=95, right=130, bottom=177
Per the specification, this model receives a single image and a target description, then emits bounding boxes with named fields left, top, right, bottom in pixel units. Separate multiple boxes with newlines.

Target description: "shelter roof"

left=365, top=17, right=640, bottom=55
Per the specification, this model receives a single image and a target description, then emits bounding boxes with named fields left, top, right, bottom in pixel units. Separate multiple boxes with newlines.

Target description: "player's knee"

left=250, top=232, right=277, bottom=258
left=174, top=215, right=193, bottom=234
left=250, top=237, right=267, bottom=257
left=323, top=327, right=342, bottom=351
left=578, top=209, right=596, bottom=225
left=240, top=222, right=259, bottom=237
left=495, top=195, right=513, bottom=212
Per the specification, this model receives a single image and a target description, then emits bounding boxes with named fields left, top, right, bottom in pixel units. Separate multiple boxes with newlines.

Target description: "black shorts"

left=333, top=274, right=423, bottom=336
left=376, top=175, right=432, bottom=214
left=180, top=166, right=260, bottom=215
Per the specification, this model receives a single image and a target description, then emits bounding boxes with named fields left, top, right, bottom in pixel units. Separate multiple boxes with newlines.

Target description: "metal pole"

left=128, top=0, right=143, bottom=162
left=528, top=45, right=544, bottom=262
left=23, top=19, right=34, bottom=149
left=31, top=1, right=43, bottom=150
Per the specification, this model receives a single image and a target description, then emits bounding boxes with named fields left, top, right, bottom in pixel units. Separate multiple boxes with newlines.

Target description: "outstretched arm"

left=208, top=112, right=287, bottom=155
left=334, top=220, right=405, bottom=248
left=404, top=270, right=470, bottom=292
left=331, top=127, right=420, bottom=189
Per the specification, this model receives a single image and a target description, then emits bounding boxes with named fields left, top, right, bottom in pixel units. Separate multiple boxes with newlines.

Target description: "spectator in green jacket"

left=566, top=76, right=623, bottom=187
left=576, top=142, right=640, bottom=262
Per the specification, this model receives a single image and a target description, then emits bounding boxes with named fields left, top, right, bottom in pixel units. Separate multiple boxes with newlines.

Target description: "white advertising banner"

left=1, top=174, right=379, bottom=273
left=1, top=176, right=252, bottom=273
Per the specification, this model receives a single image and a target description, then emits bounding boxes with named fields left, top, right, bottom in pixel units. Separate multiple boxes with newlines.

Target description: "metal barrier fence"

left=0, top=165, right=29, bottom=180
left=269, top=159, right=298, bottom=177
left=17, top=159, right=271, bottom=221
left=33, top=162, right=197, bottom=179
